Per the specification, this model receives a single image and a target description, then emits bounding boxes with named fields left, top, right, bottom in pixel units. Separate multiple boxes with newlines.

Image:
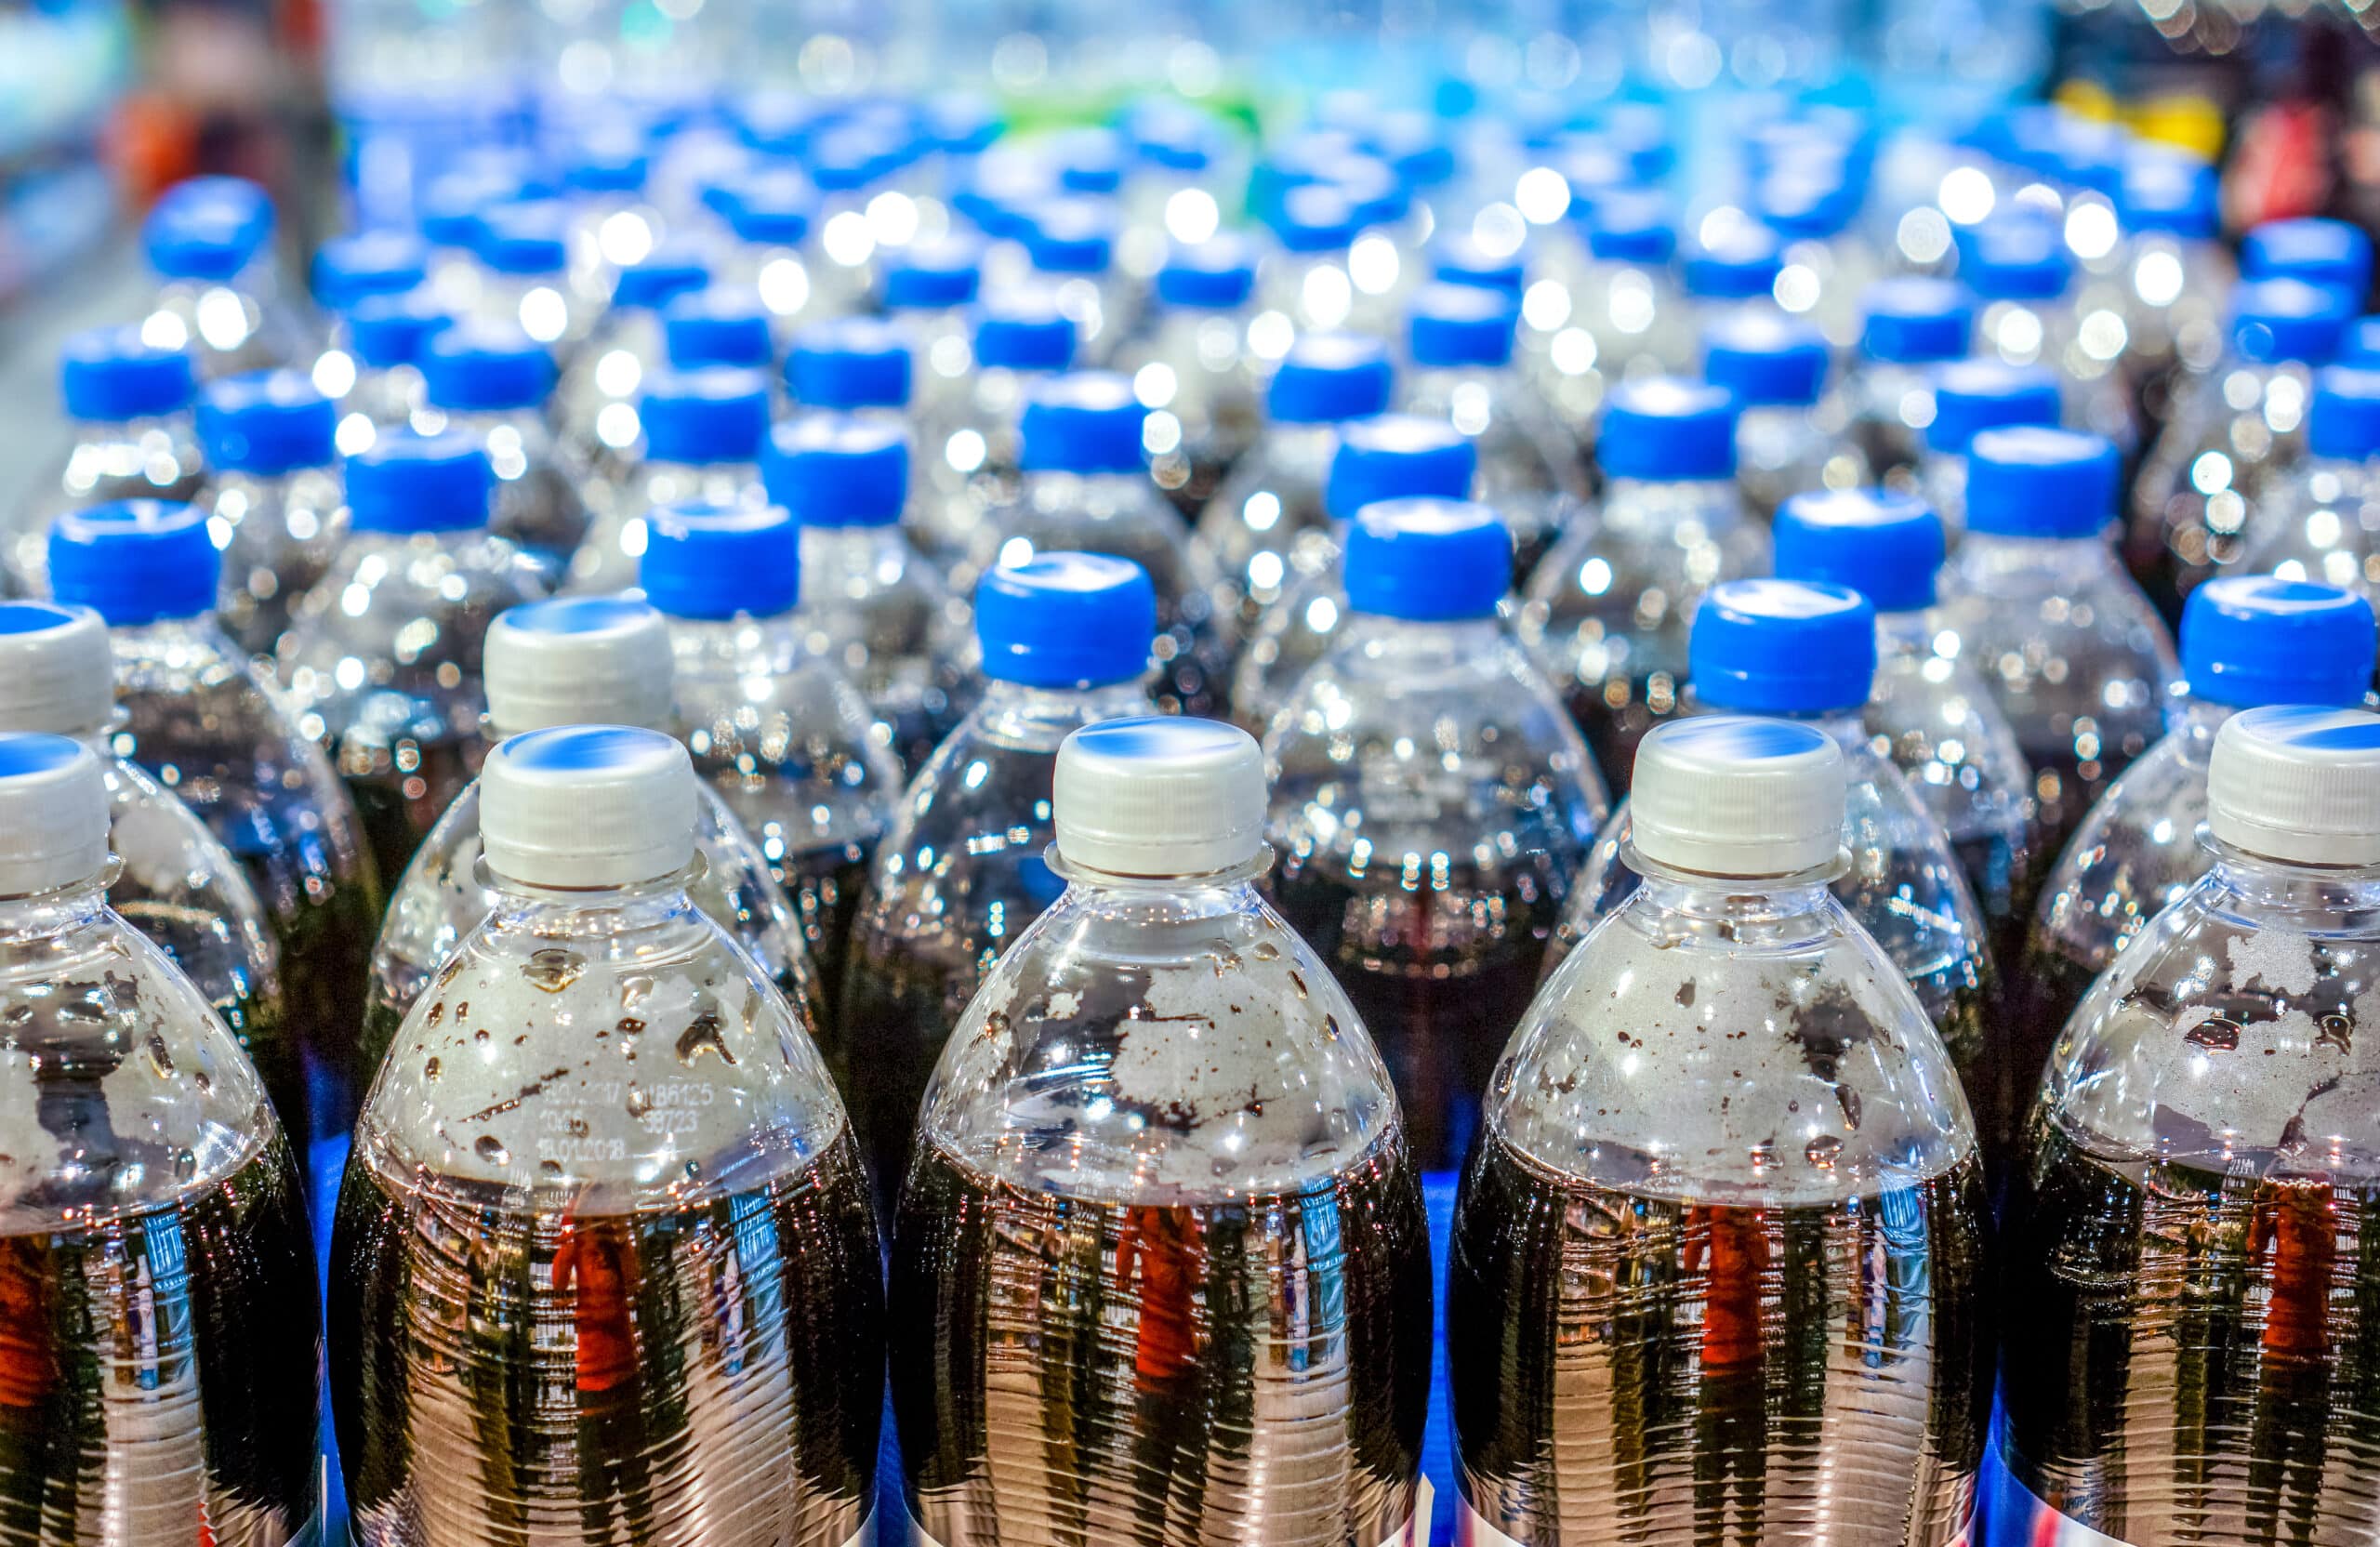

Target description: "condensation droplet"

left=475, top=1134, right=509, bottom=1166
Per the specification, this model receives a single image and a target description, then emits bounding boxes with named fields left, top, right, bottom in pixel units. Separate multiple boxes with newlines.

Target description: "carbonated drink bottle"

left=906, top=290, right=1076, bottom=577
left=1914, top=359, right=2061, bottom=538
left=1018, top=196, right=1134, bottom=364
left=0, top=731, right=321, bottom=1546
left=2241, top=364, right=2380, bottom=595
left=195, top=370, right=347, bottom=654
left=2109, top=153, right=2228, bottom=427
left=787, top=316, right=913, bottom=420
left=1449, top=714, right=1989, bottom=1547
left=276, top=430, right=544, bottom=885
left=556, top=238, right=713, bottom=469
left=569, top=365, right=773, bottom=593
left=1560, top=190, right=1694, bottom=380
left=1844, top=277, right=1975, bottom=478
left=1995, top=704, right=2380, bottom=1546
left=364, top=593, right=824, bottom=1079
left=1264, top=497, right=1608, bottom=1174
left=890, top=715, right=1433, bottom=1547
left=139, top=176, right=310, bottom=377
left=1114, top=236, right=1264, bottom=521
left=332, top=724, right=882, bottom=1547
left=1704, top=310, right=1866, bottom=522
left=418, top=321, right=588, bottom=584
left=1681, top=222, right=1785, bottom=335
left=1961, top=215, right=2136, bottom=451
left=662, top=284, right=775, bottom=372
left=834, top=552, right=1157, bottom=1208
left=469, top=199, right=595, bottom=350
left=330, top=292, right=447, bottom=431
left=46, top=498, right=380, bottom=1160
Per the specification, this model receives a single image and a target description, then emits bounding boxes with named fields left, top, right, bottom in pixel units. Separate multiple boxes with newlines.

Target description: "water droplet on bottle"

left=1805, top=1134, right=1844, bottom=1169
left=475, top=1134, right=509, bottom=1166
left=625, top=1085, right=651, bottom=1117
left=424, top=1057, right=442, bottom=1081
left=522, top=948, right=586, bottom=994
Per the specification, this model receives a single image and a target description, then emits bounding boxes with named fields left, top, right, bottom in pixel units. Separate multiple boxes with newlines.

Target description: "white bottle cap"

left=1630, top=716, right=1847, bottom=878
left=481, top=725, right=697, bottom=888
left=0, top=734, right=110, bottom=895
left=1054, top=717, right=1267, bottom=877
left=0, top=602, right=112, bottom=735
left=2209, top=705, right=2380, bottom=866
left=484, top=597, right=675, bottom=736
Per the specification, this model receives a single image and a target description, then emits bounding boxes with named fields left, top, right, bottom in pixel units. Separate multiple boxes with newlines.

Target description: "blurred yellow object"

left=2055, top=80, right=2121, bottom=122
left=2132, top=97, right=2228, bottom=161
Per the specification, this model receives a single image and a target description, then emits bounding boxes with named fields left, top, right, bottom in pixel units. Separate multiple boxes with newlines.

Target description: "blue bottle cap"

left=1343, top=498, right=1510, bottom=621
left=1128, top=102, right=1219, bottom=172
left=1156, top=236, right=1257, bottom=311
left=1956, top=218, right=2072, bottom=301
left=1688, top=577, right=1878, bottom=714
left=346, top=430, right=494, bottom=534
left=2120, top=155, right=2219, bottom=240
left=975, top=551, right=1157, bottom=687
left=733, top=90, right=829, bottom=157
left=347, top=293, right=450, bottom=370
left=1324, top=415, right=1477, bottom=519
left=59, top=326, right=195, bottom=422
left=926, top=92, right=1001, bottom=155
left=2182, top=575, right=2378, bottom=709
left=1772, top=487, right=1946, bottom=614
left=421, top=322, right=555, bottom=413
left=1702, top=312, right=1829, bottom=406
left=142, top=178, right=272, bottom=282
left=972, top=293, right=1076, bottom=372
left=472, top=201, right=569, bottom=275
left=1268, top=182, right=1359, bottom=255
left=2242, top=217, right=2374, bottom=299
left=46, top=500, right=219, bottom=625
left=951, top=153, right=1060, bottom=241
left=609, top=242, right=711, bottom=310
left=761, top=414, right=908, bottom=527
left=1019, top=372, right=1146, bottom=475
left=805, top=126, right=882, bottom=193
left=197, top=371, right=336, bottom=475
left=311, top=231, right=430, bottom=311
left=1682, top=226, right=1782, bottom=300
left=1927, top=360, right=2062, bottom=454
left=1752, top=169, right=1858, bottom=242
left=418, top=167, right=522, bottom=247
left=640, top=502, right=800, bottom=619
left=663, top=287, right=773, bottom=370
left=717, top=167, right=817, bottom=247
left=1053, top=126, right=1127, bottom=194
left=1268, top=333, right=1395, bottom=425
left=1964, top=426, right=2122, bottom=539
left=881, top=237, right=983, bottom=311
left=1408, top=282, right=1518, bottom=369
left=1429, top=234, right=1525, bottom=298
left=2228, top=276, right=2351, bottom=365
left=2346, top=316, right=2380, bottom=368
left=1366, top=110, right=1456, bottom=189
left=2310, top=365, right=2380, bottom=461
left=1858, top=277, right=1974, bottom=364
left=561, top=130, right=650, bottom=195
left=1597, top=378, right=1739, bottom=481
left=787, top=316, right=912, bottom=410
left=1586, top=191, right=1677, bottom=265
left=639, top=368, right=772, bottom=465
left=1021, top=198, right=1117, bottom=275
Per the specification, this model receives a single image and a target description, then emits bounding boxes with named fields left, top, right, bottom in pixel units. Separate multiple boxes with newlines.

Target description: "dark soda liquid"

left=1449, top=1133, right=1991, bottom=1546
left=831, top=920, right=993, bottom=1221
left=1264, top=863, right=1563, bottom=1175
left=1952, top=828, right=2038, bottom=981
left=1990, top=939, right=2102, bottom=1187
left=342, top=735, right=484, bottom=897
left=2024, top=747, right=2127, bottom=865
left=0, top=1138, right=321, bottom=1547
left=778, top=844, right=875, bottom=1035
left=330, top=1125, right=883, bottom=1547
left=890, top=1135, right=1434, bottom=1547
left=1999, top=1122, right=2380, bottom=1544
left=1562, top=671, right=1682, bottom=804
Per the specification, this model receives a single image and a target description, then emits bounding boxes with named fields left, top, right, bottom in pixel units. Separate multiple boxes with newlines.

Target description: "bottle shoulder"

left=99, top=754, right=277, bottom=943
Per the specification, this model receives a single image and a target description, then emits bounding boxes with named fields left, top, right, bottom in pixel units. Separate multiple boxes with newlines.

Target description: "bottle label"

left=905, top=1478, right=1433, bottom=1546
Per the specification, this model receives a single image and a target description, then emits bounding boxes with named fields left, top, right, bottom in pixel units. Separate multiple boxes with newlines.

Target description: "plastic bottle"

left=7, top=326, right=205, bottom=594
left=762, top=414, right=971, bottom=773
left=2241, top=364, right=2380, bottom=598
left=46, top=499, right=380, bottom=1166
left=1198, top=332, right=1395, bottom=639
left=568, top=365, right=774, bottom=593
left=1563, top=189, right=1694, bottom=380
left=879, top=234, right=985, bottom=427
left=139, top=177, right=310, bottom=377
left=276, top=430, right=544, bottom=886
left=1113, top=234, right=1264, bottom=519
left=1933, top=426, right=2178, bottom=852
left=786, top=314, right=913, bottom=422
left=834, top=552, right=1157, bottom=1208
left=1961, top=216, right=2135, bottom=452
left=708, top=164, right=829, bottom=331
left=1522, top=377, right=1765, bottom=792
left=418, top=320, right=588, bottom=584
left=364, top=593, right=823, bottom=1083
left=0, top=731, right=321, bottom=1544
left=1001, top=370, right=1233, bottom=716
left=329, top=291, right=448, bottom=432
left=469, top=199, right=591, bottom=350
left=1450, top=714, right=1988, bottom=1545
left=1681, top=222, right=1786, bottom=336
left=1843, top=277, right=1972, bottom=479
left=1265, top=498, right=1608, bottom=1174
left=1915, top=358, right=2062, bottom=538
left=2240, top=214, right=2374, bottom=305
left=1231, top=413, right=1477, bottom=721
left=193, top=370, right=347, bottom=655
left=906, top=290, right=1076, bottom=577
left=661, top=284, right=776, bottom=373
left=890, top=715, right=1432, bottom=1546
left=1257, top=181, right=1366, bottom=342
left=1995, top=704, right=2380, bottom=1546
left=1017, top=195, right=1132, bottom=366
left=555, top=238, right=713, bottom=469
left=1704, top=310, right=1866, bottom=522
left=331, top=723, right=881, bottom=1547
left=2110, top=152, right=2229, bottom=423
left=641, top=501, right=904, bottom=1026
left=311, top=230, right=430, bottom=325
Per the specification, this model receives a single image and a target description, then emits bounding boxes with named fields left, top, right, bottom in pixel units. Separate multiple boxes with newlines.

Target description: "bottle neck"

left=1952, top=528, right=2118, bottom=583
left=666, top=608, right=800, bottom=664
left=1330, top=613, right=1505, bottom=666
left=1690, top=697, right=1867, bottom=746
left=2163, top=691, right=2233, bottom=739
left=1051, top=853, right=1274, bottom=919
left=0, top=876, right=112, bottom=942
left=482, top=867, right=697, bottom=930
left=1874, top=607, right=1941, bottom=658
left=971, top=677, right=1150, bottom=743
left=1627, top=869, right=1839, bottom=944
left=113, top=612, right=239, bottom=661
left=2205, top=842, right=2380, bottom=919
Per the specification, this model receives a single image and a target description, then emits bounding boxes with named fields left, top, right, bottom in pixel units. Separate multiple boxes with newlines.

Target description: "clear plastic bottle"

left=834, top=552, right=1157, bottom=1208
left=2124, top=277, right=2348, bottom=612
left=1450, top=715, right=1988, bottom=1547
left=1230, top=413, right=1477, bottom=720
left=1996, top=704, right=2380, bottom=1547
left=1960, top=216, right=2135, bottom=451
left=763, top=414, right=972, bottom=773
left=418, top=320, right=587, bottom=585
left=1401, top=281, right=1586, bottom=577
left=1115, top=235, right=1264, bottom=519
left=0, top=731, right=321, bottom=1545
left=708, top=164, right=830, bottom=333
left=2240, top=214, right=2374, bottom=302
left=1934, top=426, right=2179, bottom=852
left=331, top=724, right=881, bottom=1547
left=194, top=370, right=347, bottom=656
left=662, top=284, right=776, bottom=373
left=1257, top=181, right=1365, bottom=343
left=2110, top=153, right=2229, bottom=425
left=1845, top=277, right=1974, bottom=479
left=1563, top=189, right=1694, bottom=380
left=641, top=501, right=903, bottom=1027
left=569, top=365, right=774, bottom=594
left=45, top=498, right=380, bottom=1165
left=555, top=238, right=713, bottom=470
left=1264, top=498, right=1608, bottom=1174
left=1681, top=222, right=1786, bottom=337
left=1704, top=310, right=1866, bottom=522
left=879, top=234, right=984, bottom=428
left=138, top=177, right=310, bottom=378
left=329, top=291, right=447, bottom=433
left=891, top=715, right=1432, bottom=1547
left=786, top=314, right=913, bottom=420
left=310, top=230, right=429, bottom=327
left=1001, top=371, right=1234, bottom=717
left=469, top=199, right=592, bottom=350
left=364, top=594, right=823, bottom=1087
left=276, top=430, right=545, bottom=887
left=906, top=290, right=1076, bottom=577
left=1915, top=358, right=2061, bottom=538
left=7, top=325, right=205, bottom=594
left=1521, top=378, right=1765, bottom=792
left=1018, top=195, right=1132, bottom=366
left=1197, top=332, right=1394, bottom=640
left=2239, top=364, right=2380, bottom=599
